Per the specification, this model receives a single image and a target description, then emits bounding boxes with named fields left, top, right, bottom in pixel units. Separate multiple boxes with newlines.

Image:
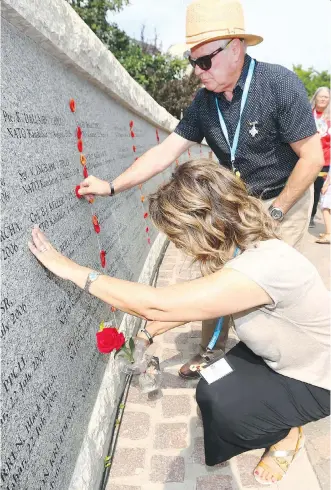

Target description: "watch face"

left=271, top=208, right=283, bottom=220
left=90, top=271, right=99, bottom=281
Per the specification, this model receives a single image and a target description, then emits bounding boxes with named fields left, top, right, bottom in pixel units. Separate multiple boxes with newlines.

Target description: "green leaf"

left=129, top=337, right=135, bottom=354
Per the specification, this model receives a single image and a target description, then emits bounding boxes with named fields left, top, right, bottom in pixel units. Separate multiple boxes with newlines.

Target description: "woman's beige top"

left=225, top=239, right=330, bottom=390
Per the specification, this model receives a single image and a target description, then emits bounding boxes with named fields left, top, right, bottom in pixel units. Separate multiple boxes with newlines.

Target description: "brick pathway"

left=107, top=215, right=330, bottom=490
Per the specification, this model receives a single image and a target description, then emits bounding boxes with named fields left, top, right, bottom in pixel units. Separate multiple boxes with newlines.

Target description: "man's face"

left=190, top=39, right=239, bottom=93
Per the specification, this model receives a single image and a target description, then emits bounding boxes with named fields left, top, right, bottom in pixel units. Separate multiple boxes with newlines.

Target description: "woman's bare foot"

left=254, top=427, right=301, bottom=484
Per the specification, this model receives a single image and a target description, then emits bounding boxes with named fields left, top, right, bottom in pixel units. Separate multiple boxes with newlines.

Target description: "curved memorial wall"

left=1, top=1, right=211, bottom=489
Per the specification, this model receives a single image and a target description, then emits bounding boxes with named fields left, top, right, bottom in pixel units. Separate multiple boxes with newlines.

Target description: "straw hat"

left=185, top=0, right=263, bottom=50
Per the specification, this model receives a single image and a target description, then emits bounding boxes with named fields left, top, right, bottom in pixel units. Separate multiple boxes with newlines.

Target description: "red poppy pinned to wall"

left=69, top=99, right=76, bottom=112
left=147, top=238, right=151, bottom=245
left=130, top=130, right=135, bottom=138
left=111, top=306, right=117, bottom=312
left=129, top=120, right=134, bottom=129
left=175, top=159, right=179, bottom=167
left=75, top=185, right=83, bottom=199
left=144, top=212, right=148, bottom=219
left=155, top=128, right=160, bottom=143
left=132, top=145, right=136, bottom=152
left=88, top=196, right=95, bottom=204
left=135, top=157, right=139, bottom=161
left=92, top=215, right=101, bottom=233
left=77, top=139, right=83, bottom=152
left=141, top=196, right=145, bottom=203
left=76, top=126, right=82, bottom=139
left=100, top=250, right=106, bottom=268
left=138, top=184, right=143, bottom=190
left=80, top=154, right=86, bottom=166
left=83, top=166, right=88, bottom=179
left=145, top=227, right=149, bottom=233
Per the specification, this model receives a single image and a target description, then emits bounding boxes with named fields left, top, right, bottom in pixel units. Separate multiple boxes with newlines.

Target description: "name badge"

left=198, top=356, right=234, bottom=384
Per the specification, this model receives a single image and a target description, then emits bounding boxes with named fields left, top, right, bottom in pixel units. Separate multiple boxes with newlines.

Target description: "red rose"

left=96, top=327, right=125, bottom=354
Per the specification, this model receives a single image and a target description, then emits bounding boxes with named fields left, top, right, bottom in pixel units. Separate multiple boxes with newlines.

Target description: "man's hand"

left=78, top=176, right=111, bottom=197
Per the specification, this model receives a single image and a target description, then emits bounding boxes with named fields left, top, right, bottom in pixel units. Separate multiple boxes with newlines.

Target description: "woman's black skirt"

left=196, top=342, right=330, bottom=466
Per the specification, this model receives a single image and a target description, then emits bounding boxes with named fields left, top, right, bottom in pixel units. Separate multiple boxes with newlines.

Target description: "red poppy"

left=77, top=139, right=83, bottom=152
left=141, top=196, right=145, bottom=203
left=75, top=185, right=83, bottom=199
left=135, top=157, right=138, bottom=161
left=130, top=130, right=135, bottom=138
left=132, top=145, right=136, bottom=152
left=138, top=184, right=143, bottom=190
left=83, top=167, right=88, bottom=178
left=96, top=327, right=125, bottom=353
left=93, top=215, right=100, bottom=233
left=144, top=212, right=148, bottom=219
left=100, top=250, right=106, bottom=268
left=129, top=120, right=134, bottom=129
left=76, top=126, right=82, bottom=139
left=80, top=154, right=86, bottom=166
left=147, top=238, right=151, bottom=245
left=111, top=306, right=117, bottom=312
left=145, top=227, right=149, bottom=233
left=69, top=99, right=76, bottom=112
left=88, top=196, right=95, bottom=204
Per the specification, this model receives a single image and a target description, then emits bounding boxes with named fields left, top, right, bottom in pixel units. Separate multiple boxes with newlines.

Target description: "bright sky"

left=110, top=0, right=331, bottom=72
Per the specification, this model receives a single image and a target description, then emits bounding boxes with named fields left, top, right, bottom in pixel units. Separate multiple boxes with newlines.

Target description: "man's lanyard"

left=207, top=247, right=241, bottom=351
left=215, top=59, right=255, bottom=176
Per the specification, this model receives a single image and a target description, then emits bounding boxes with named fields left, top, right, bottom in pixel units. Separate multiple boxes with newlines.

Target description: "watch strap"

left=84, top=271, right=101, bottom=292
left=109, top=182, right=115, bottom=196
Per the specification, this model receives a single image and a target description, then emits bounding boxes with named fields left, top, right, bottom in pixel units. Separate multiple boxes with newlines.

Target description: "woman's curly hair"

left=149, top=159, right=280, bottom=275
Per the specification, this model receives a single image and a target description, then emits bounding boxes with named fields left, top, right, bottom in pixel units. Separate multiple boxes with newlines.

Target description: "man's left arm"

left=273, top=133, right=324, bottom=214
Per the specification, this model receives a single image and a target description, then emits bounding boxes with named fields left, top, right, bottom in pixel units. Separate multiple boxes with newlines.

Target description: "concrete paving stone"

left=190, top=323, right=202, bottom=338
left=196, top=475, right=234, bottom=490
left=313, top=459, right=330, bottom=490
left=110, top=448, right=146, bottom=478
left=160, top=348, right=183, bottom=364
left=162, top=394, right=192, bottom=418
left=309, top=434, right=330, bottom=460
left=150, top=455, right=185, bottom=482
left=120, top=411, right=150, bottom=440
left=189, top=436, right=205, bottom=464
left=160, top=371, right=191, bottom=389
left=304, top=417, right=330, bottom=437
left=154, top=423, right=188, bottom=449
left=126, top=385, right=157, bottom=407
left=109, top=486, right=141, bottom=490
left=163, top=331, right=191, bottom=345
left=235, top=451, right=265, bottom=488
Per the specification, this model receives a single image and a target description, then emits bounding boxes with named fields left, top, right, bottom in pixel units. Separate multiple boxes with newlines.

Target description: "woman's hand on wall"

left=79, top=175, right=111, bottom=197
left=28, top=226, right=83, bottom=280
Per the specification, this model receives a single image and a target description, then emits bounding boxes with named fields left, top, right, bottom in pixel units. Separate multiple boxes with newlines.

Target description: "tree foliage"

left=66, top=0, right=197, bottom=117
left=293, top=65, right=330, bottom=98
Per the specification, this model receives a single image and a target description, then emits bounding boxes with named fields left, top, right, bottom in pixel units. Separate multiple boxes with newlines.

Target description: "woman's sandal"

left=316, top=235, right=330, bottom=244
left=254, top=427, right=305, bottom=486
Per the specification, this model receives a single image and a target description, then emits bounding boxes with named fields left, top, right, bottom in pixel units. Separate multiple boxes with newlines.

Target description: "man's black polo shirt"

left=175, top=55, right=317, bottom=199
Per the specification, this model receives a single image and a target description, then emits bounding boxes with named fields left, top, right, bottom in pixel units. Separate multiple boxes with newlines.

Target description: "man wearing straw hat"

left=79, top=1, right=323, bottom=377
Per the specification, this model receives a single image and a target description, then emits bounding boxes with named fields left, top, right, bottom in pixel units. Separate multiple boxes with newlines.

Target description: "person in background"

left=316, top=169, right=331, bottom=244
left=309, top=87, right=330, bottom=228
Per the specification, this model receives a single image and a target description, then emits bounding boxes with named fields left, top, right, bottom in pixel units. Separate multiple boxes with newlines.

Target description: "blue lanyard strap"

left=207, top=247, right=241, bottom=351
left=215, top=58, right=255, bottom=170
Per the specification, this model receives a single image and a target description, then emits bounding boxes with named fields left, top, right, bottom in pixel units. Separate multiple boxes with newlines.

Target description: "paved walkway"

left=107, top=212, right=330, bottom=490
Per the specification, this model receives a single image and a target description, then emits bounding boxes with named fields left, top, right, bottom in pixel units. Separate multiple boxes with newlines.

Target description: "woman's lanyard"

left=207, top=247, right=241, bottom=351
left=215, top=58, right=255, bottom=177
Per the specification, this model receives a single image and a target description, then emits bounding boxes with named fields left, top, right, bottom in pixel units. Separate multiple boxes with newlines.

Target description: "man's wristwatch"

left=139, top=327, right=153, bottom=345
left=268, top=205, right=284, bottom=222
left=109, top=181, right=115, bottom=196
left=84, top=271, right=101, bottom=292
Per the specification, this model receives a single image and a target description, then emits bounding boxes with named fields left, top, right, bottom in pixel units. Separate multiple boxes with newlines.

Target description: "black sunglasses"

left=188, top=40, right=234, bottom=71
